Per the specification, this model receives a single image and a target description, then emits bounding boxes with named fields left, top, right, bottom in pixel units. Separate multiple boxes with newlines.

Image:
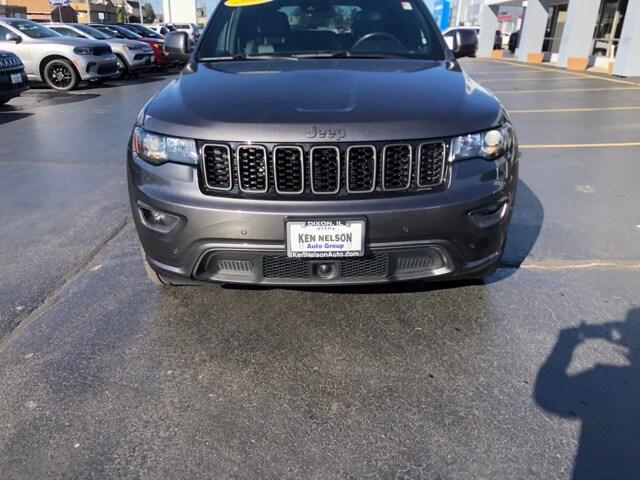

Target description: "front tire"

left=43, top=59, right=79, bottom=91
left=114, top=55, right=128, bottom=80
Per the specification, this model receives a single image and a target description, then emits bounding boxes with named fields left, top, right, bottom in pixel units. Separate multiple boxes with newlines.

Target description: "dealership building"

left=473, top=0, right=639, bottom=77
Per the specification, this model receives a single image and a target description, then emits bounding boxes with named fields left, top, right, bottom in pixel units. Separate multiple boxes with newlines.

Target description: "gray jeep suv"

left=128, top=0, right=518, bottom=287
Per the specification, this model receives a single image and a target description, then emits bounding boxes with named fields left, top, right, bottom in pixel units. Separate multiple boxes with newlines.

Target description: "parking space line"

left=475, top=76, right=603, bottom=82
left=492, top=86, right=640, bottom=94
left=520, top=142, right=640, bottom=149
left=510, top=106, right=640, bottom=114
left=515, top=260, right=640, bottom=271
left=474, top=58, right=640, bottom=87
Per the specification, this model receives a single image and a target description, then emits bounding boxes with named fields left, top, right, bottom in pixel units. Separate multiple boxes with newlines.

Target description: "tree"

left=143, top=3, right=156, bottom=23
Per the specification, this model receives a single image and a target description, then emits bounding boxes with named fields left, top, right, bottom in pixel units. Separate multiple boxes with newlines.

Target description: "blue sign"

left=432, top=0, right=450, bottom=30
left=49, top=0, right=70, bottom=6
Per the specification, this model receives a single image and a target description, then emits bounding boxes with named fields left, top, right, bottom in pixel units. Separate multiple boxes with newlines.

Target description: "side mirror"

left=453, top=30, right=477, bottom=58
left=4, top=32, right=22, bottom=44
left=164, top=31, right=191, bottom=60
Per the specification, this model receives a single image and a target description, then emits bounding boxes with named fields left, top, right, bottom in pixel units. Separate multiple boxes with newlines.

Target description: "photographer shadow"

left=534, top=308, right=640, bottom=479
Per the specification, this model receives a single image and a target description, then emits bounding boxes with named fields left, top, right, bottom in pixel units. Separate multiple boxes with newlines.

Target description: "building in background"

left=476, top=0, right=638, bottom=76
left=0, top=3, right=28, bottom=17
left=69, top=0, right=118, bottom=23
left=0, top=0, right=52, bottom=20
left=162, top=0, right=196, bottom=23
left=432, top=0, right=451, bottom=30
left=0, top=0, right=122, bottom=22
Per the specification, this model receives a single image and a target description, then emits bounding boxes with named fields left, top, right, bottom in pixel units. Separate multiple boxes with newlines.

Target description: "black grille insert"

left=263, top=256, right=310, bottom=279
left=202, top=144, right=232, bottom=191
left=417, top=142, right=446, bottom=187
left=347, top=146, right=376, bottom=193
left=261, top=254, right=390, bottom=280
left=237, top=146, right=268, bottom=192
left=382, top=144, right=412, bottom=191
left=310, top=147, right=340, bottom=194
left=340, top=254, right=389, bottom=278
left=273, top=146, right=304, bottom=194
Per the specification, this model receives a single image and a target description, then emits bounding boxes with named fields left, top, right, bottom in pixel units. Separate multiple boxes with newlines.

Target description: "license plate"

left=10, top=73, right=22, bottom=85
left=286, top=219, right=365, bottom=258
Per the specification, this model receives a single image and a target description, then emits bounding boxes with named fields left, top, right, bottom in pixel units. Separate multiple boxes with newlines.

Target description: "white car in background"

left=0, top=17, right=117, bottom=91
left=442, top=26, right=479, bottom=53
left=45, top=23, right=154, bottom=79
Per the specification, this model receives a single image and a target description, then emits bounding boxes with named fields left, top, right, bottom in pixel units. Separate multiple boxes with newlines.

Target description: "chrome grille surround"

left=236, top=145, right=268, bottom=193
left=381, top=144, right=413, bottom=191
left=273, top=146, right=304, bottom=195
left=310, top=146, right=341, bottom=194
left=417, top=141, right=447, bottom=188
left=201, top=144, right=233, bottom=191
left=346, top=145, right=377, bottom=193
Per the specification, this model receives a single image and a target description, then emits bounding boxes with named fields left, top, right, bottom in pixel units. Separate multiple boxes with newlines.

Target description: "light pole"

left=86, top=0, right=91, bottom=23
left=139, top=0, right=144, bottom=23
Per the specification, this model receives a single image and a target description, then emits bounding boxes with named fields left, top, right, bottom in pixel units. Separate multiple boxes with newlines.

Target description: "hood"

left=108, top=38, right=151, bottom=49
left=144, top=59, right=503, bottom=143
left=35, top=36, right=109, bottom=49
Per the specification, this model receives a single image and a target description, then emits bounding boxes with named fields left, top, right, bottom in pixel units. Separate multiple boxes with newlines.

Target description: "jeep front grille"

left=200, top=141, right=448, bottom=199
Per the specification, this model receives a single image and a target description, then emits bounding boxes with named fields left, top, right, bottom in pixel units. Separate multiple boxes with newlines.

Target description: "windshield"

left=198, top=0, right=445, bottom=60
left=8, top=20, right=60, bottom=39
left=74, top=24, right=112, bottom=40
left=125, top=24, right=163, bottom=39
left=94, top=24, right=142, bottom=40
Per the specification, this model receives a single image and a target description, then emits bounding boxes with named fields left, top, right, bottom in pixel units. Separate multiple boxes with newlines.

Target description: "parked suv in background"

left=45, top=23, right=154, bottom=78
left=89, top=24, right=169, bottom=67
left=0, top=50, right=27, bottom=104
left=172, top=23, right=200, bottom=42
left=0, top=18, right=117, bottom=91
left=129, top=0, right=518, bottom=287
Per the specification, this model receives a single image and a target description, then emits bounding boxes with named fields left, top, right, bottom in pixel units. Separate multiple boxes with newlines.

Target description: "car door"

left=0, top=24, right=33, bottom=78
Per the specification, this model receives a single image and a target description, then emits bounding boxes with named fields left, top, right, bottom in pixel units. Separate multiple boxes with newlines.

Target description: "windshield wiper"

left=199, top=54, right=300, bottom=62
left=288, top=51, right=426, bottom=60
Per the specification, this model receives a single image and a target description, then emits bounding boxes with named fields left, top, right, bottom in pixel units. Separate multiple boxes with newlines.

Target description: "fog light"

left=314, top=262, right=337, bottom=279
left=138, top=203, right=180, bottom=233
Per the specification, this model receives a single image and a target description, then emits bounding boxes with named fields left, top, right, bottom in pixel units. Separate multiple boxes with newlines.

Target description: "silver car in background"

left=0, top=17, right=118, bottom=91
left=45, top=23, right=154, bottom=79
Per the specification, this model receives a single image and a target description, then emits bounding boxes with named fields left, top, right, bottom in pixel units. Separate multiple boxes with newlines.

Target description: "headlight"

left=451, top=123, right=514, bottom=162
left=73, top=47, right=93, bottom=55
left=131, top=127, right=198, bottom=166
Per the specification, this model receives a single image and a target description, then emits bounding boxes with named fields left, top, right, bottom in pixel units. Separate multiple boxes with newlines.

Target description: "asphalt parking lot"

left=1, top=60, right=640, bottom=479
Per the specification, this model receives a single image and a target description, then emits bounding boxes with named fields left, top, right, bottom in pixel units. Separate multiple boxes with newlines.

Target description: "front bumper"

left=128, top=151, right=518, bottom=285
left=0, top=69, right=28, bottom=100
left=77, top=54, right=118, bottom=80
left=126, top=52, right=155, bottom=71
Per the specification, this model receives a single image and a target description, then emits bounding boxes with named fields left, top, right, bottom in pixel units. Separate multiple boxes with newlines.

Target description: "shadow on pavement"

left=0, top=110, right=33, bottom=125
left=535, top=308, right=640, bottom=480
left=502, top=179, right=544, bottom=268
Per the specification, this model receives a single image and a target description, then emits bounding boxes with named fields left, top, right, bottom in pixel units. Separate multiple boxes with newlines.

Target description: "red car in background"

left=89, top=23, right=170, bottom=67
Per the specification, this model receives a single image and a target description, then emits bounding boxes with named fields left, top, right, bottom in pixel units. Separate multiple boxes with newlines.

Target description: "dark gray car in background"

left=128, top=0, right=518, bottom=287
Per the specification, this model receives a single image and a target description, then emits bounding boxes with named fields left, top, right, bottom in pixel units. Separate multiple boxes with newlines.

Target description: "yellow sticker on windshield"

left=224, top=0, right=274, bottom=6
